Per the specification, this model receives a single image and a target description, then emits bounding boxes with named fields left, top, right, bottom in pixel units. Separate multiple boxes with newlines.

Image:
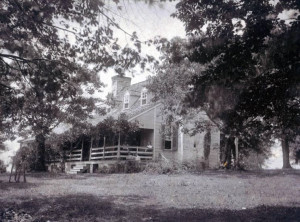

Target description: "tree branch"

left=0, top=82, right=15, bottom=91
left=41, top=22, right=78, bottom=36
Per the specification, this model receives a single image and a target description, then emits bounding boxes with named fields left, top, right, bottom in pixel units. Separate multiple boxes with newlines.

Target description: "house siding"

left=133, top=108, right=155, bottom=129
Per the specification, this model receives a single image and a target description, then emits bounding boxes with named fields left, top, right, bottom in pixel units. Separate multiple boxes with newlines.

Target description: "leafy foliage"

left=150, top=0, right=299, bottom=168
left=92, top=113, right=140, bottom=145
left=0, top=159, right=6, bottom=173
left=0, top=0, right=147, bottom=170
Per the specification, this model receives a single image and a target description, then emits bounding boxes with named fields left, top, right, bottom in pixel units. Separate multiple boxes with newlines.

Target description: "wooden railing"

left=67, top=148, right=82, bottom=161
left=90, top=146, right=153, bottom=161
left=47, top=146, right=153, bottom=163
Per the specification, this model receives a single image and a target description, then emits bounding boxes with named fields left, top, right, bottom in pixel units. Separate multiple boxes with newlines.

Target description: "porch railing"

left=67, top=148, right=82, bottom=161
left=47, top=146, right=153, bottom=163
left=90, top=146, right=153, bottom=161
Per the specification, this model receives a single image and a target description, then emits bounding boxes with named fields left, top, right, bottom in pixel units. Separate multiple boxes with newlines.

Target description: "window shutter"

left=172, top=126, right=178, bottom=151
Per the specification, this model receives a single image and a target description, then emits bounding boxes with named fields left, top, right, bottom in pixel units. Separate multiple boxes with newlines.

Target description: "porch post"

left=103, top=136, right=106, bottom=159
left=117, top=132, right=121, bottom=159
left=89, top=137, right=93, bottom=161
left=81, top=138, right=84, bottom=161
left=153, top=105, right=157, bottom=160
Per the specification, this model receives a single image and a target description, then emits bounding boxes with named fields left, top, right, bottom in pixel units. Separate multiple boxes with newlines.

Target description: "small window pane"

left=164, top=140, right=172, bottom=150
left=141, top=90, right=147, bottom=105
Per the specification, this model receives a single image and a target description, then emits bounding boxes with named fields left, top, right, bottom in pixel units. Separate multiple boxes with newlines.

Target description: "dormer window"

left=124, top=92, right=130, bottom=109
left=141, top=88, right=147, bottom=106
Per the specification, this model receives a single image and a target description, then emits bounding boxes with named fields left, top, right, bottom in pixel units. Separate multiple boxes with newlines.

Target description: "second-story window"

left=141, top=88, right=147, bottom=106
left=124, top=92, right=130, bottom=109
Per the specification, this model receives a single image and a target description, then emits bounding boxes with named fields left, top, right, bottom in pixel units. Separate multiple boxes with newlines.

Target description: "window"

left=164, top=140, right=172, bottom=150
left=141, top=88, right=147, bottom=106
left=163, top=125, right=172, bottom=150
left=123, top=92, right=130, bottom=109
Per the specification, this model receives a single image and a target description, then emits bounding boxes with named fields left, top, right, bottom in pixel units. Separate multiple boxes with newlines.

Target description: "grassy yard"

left=0, top=170, right=299, bottom=221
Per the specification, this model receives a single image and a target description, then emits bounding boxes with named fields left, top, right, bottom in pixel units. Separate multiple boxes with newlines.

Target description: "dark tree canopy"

left=149, top=0, right=299, bottom=168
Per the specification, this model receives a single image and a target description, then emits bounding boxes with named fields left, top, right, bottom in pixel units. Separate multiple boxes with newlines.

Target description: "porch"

left=46, top=128, right=155, bottom=173
left=47, top=145, right=153, bottom=174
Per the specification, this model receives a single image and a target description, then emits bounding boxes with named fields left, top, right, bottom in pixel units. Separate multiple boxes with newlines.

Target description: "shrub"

left=181, top=160, right=197, bottom=171
left=95, top=161, right=143, bottom=174
left=0, top=159, right=6, bottom=173
left=143, top=160, right=183, bottom=174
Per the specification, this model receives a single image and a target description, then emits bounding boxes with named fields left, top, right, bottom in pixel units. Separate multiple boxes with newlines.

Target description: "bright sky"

left=97, top=1, right=186, bottom=98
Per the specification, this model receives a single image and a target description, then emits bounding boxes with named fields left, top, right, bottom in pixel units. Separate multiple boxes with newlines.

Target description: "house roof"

left=89, top=101, right=159, bottom=125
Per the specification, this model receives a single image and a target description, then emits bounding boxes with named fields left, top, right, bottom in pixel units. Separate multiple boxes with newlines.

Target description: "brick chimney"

left=111, top=75, right=131, bottom=97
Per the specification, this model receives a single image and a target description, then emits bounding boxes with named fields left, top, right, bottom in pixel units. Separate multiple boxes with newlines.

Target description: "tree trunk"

left=35, top=134, right=47, bottom=171
left=234, top=137, right=239, bottom=169
left=61, top=150, right=66, bottom=172
left=225, top=137, right=234, bottom=168
left=282, top=134, right=292, bottom=169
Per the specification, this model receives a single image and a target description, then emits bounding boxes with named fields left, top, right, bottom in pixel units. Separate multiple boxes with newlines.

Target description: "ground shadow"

left=193, top=169, right=300, bottom=179
left=0, top=181, right=39, bottom=191
left=0, top=194, right=299, bottom=221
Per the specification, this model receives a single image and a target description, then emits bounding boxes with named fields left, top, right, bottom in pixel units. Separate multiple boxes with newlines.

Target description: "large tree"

left=0, top=0, right=144, bottom=170
left=148, top=0, right=299, bottom=168
left=148, top=43, right=273, bottom=167
left=170, top=0, right=300, bottom=168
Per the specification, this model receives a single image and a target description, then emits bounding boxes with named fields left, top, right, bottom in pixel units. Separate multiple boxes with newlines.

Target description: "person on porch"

left=146, top=142, right=153, bottom=149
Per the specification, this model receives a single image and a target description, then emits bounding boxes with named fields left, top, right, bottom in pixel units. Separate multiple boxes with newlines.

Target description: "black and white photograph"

left=0, top=0, right=299, bottom=221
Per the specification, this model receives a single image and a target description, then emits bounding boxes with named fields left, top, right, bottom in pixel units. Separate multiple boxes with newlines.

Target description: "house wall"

left=134, top=108, right=155, bottom=129
left=181, top=132, right=204, bottom=165
left=152, top=106, right=163, bottom=160
left=151, top=105, right=179, bottom=162
left=179, top=127, right=220, bottom=169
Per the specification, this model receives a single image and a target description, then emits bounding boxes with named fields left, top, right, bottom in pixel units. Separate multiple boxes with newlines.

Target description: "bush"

left=143, top=160, right=183, bottom=174
left=181, top=160, right=198, bottom=171
left=239, top=151, right=266, bottom=170
left=95, top=160, right=143, bottom=174
left=0, top=159, right=6, bottom=173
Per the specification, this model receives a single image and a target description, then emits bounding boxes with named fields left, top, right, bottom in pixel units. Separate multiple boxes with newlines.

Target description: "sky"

left=97, top=0, right=186, bottom=98
left=263, top=140, right=300, bottom=169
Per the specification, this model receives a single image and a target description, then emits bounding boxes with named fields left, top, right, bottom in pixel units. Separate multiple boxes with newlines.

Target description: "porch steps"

left=67, top=163, right=89, bottom=174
